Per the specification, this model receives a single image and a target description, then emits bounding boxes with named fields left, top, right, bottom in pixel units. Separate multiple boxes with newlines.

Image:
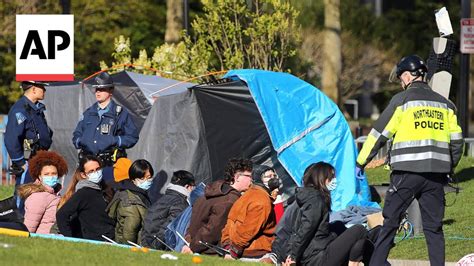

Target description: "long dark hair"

left=302, top=162, right=335, bottom=211
left=58, top=155, right=102, bottom=208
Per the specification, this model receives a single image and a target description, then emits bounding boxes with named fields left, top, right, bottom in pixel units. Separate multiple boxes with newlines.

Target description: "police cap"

left=21, top=81, right=50, bottom=91
left=92, top=72, right=114, bottom=90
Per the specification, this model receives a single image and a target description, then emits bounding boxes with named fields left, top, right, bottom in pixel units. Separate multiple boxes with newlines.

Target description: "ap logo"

left=16, top=15, right=74, bottom=81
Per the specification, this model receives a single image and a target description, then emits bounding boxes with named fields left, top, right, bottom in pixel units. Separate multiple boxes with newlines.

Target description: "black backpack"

left=0, top=196, right=28, bottom=231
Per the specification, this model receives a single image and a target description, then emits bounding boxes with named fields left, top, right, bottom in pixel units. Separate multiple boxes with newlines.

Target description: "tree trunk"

left=322, top=0, right=342, bottom=106
left=165, top=0, right=183, bottom=44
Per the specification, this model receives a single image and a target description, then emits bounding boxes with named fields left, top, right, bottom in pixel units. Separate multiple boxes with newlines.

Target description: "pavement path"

left=387, top=259, right=457, bottom=266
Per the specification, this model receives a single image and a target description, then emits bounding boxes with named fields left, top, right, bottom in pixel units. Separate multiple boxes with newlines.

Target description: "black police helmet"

left=389, top=55, right=428, bottom=83
left=21, top=81, right=49, bottom=91
left=92, top=72, right=114, bottom=89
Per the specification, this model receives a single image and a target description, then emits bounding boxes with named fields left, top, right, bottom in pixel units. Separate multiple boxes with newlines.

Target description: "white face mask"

left=87, top=169, right=103, bottom=184
left=327, top=178, right=337, bottom=191
left=136, top=179, right=153, bottom=191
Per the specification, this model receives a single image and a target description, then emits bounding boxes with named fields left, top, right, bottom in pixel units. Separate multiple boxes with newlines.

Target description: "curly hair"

left=28, top=150, right=68, bottom=180
left=223, top=158, right=253, bottom=183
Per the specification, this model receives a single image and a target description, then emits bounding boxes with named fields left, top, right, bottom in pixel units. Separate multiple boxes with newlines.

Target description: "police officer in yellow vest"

left=356, top=55, right=463, bottom=266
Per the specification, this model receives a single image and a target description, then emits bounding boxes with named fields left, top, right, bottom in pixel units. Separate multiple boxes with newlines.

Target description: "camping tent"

left=129, top=69, right=374, bottom=211
left=81, top=71, right=193, bottom=129
left=42, top=71, right=193, bottom=189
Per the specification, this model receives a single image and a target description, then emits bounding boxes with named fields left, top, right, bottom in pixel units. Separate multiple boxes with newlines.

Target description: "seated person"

left=252, top=165, right=284, bottom=222
left=56, top=155, right=115, bottom=241
left=221, top=164, right=278, bottom=260
left=107, top=159, right=154, bottom=244
left=182, top=158, right=253, bottom=255
left=17, top=151, right=68, bottom=233
left=140, top=170, right=195, bottom=249
left=280, top=162, right=369, bottom=266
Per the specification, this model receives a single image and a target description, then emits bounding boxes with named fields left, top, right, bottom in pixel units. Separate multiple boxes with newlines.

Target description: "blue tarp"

left=224, top=69, right=378, bottom=211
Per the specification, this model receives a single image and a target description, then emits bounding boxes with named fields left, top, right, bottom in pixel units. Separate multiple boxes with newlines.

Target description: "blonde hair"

left=17, top=183, right=46, bottom=200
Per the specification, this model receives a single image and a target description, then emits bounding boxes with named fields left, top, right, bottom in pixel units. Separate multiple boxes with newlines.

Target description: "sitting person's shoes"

left=259, top=253, right=278, bottom=264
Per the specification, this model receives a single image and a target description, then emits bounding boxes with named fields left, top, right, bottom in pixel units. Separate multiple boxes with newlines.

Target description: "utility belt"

left=79, top=148, right=127, bottom=167
left=9, top=139, right=43, bottom=176
left=23, top=138, right=42, bottom=160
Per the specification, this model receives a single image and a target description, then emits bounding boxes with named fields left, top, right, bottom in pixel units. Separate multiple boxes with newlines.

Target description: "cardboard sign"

left=16, top=15, right=74, bottom=81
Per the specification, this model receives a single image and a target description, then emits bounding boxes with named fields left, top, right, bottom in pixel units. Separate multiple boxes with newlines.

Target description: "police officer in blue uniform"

left=5, top=80, right=53, bottom=211
left=72, top=72, right=138, bottom=174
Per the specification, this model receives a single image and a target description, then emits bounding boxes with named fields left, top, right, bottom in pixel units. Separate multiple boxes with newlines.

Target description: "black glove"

left=9, top=163, right=25, bottom=176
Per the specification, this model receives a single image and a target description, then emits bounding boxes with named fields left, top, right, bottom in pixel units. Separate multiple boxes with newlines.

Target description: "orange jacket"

left=221, top=184, right=276, bottom=258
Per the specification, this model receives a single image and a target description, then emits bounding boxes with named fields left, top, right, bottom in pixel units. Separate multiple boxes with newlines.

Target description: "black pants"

left=369, top=171, right=446, bottom=266
left=322, top=224, right=368, bottom=265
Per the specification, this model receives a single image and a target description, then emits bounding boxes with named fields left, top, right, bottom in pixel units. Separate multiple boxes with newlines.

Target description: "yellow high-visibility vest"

left=357, top=81, right=463, bottom=173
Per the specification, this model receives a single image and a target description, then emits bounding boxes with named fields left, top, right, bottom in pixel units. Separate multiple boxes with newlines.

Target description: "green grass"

left=366, top=156, right=474, bottom=262
left=0, top=234, right=256, bottom=266
left=0, top=185, right=14, bottom=200
left=1, top=157, right=473, bottom=263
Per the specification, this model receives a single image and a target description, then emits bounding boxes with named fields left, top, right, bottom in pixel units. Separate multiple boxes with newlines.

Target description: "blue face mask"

left=137, top=179, right=153, bottom=191
left=327, top=178, right=337, bottom=191
left=87, top=169, right=103, bottom=184
left=41, top=175, right=58, bottom=187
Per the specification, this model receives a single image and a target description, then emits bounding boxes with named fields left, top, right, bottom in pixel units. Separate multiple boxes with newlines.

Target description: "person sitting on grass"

left=17, top=151, right=68, bottom=234
left=141, top=170, right=195, bottom=249
left=281, top=162, right=369, bottom=266
left=56, top=155, right=115, bottom=241
left=106, top=159, right=154, bottom=244
left=181, top=158, right=253, bottom=255
left=220, top=164, right=278, bottom=262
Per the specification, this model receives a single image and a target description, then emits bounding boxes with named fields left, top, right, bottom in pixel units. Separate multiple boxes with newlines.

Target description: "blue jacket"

left=5, top=96, right=53, bottom=165
left=72, top=100, right=138, bottom=155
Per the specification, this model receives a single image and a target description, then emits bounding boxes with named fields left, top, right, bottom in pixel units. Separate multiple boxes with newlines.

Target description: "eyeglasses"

left=85, top=168, right=101, bottom=175
left=263, top=174, right=278, bottom=179
left=239, top=173, right=252, bottom=178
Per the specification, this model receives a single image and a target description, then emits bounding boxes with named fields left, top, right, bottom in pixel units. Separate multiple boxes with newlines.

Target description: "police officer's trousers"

left=13, top=163, right=33, bottom=216
left=370, top=171, right=447, bottom=266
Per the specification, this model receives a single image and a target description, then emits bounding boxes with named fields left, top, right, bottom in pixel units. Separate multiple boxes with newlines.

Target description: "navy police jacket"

left=5, top=96, right=53, bottom=165
left=72, top=100, right=138, bottom=155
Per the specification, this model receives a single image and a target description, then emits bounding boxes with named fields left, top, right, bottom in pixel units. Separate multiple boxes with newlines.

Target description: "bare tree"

left=322, top=0, right=342, bottom=105
left=300, top=30, right=393, bottom=106
left=165, top=0, right=183, bottom=44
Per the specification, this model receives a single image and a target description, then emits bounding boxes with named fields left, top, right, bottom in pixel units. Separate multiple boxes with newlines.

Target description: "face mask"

left=87, top=169, right=103, bottom=184
left=41, top=175, right=58, bottom=187
left=267, top=177, right=282, bottom=191
left=137, top=179, right=153, bottom=191
left=327, top=178, right=337, bottom=191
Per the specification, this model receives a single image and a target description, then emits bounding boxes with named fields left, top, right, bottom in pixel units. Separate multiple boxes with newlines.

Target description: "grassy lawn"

left=366, top=156, right=474, bottom=262
left=1, top=157, right=473, bottom=263
left=0, top=185, right=14, bottom=200
left=0, top=234, right=257, bottom=266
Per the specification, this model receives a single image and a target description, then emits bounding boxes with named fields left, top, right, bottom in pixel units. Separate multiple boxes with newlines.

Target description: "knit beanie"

left=113, top=158, right=132, bottom=182
left=252, top=164, right=273, bottom=185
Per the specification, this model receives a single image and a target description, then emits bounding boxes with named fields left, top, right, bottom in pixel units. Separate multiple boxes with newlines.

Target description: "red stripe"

left=16, top=74, right=74, bottom=81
